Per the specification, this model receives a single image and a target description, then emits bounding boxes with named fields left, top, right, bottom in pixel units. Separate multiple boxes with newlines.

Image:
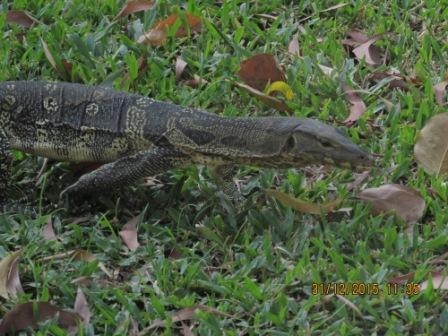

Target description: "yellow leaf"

left=265, top=81, right=295, bottom=100
left=234, top=82, right=293, bottom=115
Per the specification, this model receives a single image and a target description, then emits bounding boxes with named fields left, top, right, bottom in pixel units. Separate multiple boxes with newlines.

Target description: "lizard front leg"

left=60, top=147, right=190, bottom=199
left=211, top=164, right=244, bottom=202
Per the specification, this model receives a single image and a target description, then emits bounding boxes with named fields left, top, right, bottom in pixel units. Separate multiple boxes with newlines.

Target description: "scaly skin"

left=0, top=81, right=373, bottom=204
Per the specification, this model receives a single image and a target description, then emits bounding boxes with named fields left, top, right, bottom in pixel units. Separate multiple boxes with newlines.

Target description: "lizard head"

left=277, top=118, right=373, bottom=171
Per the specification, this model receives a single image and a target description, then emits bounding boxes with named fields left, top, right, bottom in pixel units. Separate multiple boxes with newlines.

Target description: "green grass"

left=1, top=0, right=448, bottom=335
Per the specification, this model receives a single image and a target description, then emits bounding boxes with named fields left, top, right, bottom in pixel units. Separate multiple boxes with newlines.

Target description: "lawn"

left=1, top=0, right=448, bottom=335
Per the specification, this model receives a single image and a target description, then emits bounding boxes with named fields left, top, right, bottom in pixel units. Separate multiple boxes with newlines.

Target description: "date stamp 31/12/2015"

left=311, top=282, right=421, bottom=296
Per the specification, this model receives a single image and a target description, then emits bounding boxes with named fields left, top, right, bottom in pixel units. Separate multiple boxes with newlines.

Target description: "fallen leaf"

left=266, top=189, right=342, bottom=214
left=142, top=305, right=231, bottom=332
left=414, top=113, right=448, bottom=176
left=119, top=216, right=141, bottom=251
left=428, top=252, right=448, bottom=265
left=71, top=249, right=96, bottom=262
left=184, top=74, right=208, bottom=88
left=121, top=56, right=148, bottom=86
left=237, top=54, right=286, bottom=91
left=38, top=250, right=112, bottom=278
left=288, top=35, right=300, bottom=57
left=343, top=30, right=385, bottom=66
left=420, top=271, right=448, bottom=290
left=358, top=184, right=425, bottom=223
left=6, top=10, right=39, bottom=28
left=388, top=272, right=415, bottom=284
left=352, top=35, right=384, bottom=66
left=62, top=59, right=74, bottom=76
left=181, top=322, right=194, bottom=336
left=74, top=287, right=91, bottom=326
left=0, top=250, right=23, bottom=299
left=318, top=64, right=336, bottom=77
left=0, top=302, right=81, bottom=335
left=346, top=171, right=370, bottom=191
left=175, top=57, right=188, bottom=81
left=370, top=72, right=413, bottom=91
left=40, top=39, right=72, bottom=81
left=265, top=81, right=295, bottom=100
left=433, top=80, right=448, bottom=106
left=70, top=216, right=91, bottom=225
left=42, top=217, right=57, bottom=241
left=343, top=85, right=367, bottom=125
left=41, top=39, right=57, bottom=70
left=343, top=30, right=369, bottom=45
left=116, top=0, right=155, bottom=18
left=165, top=247, right=183, bottom=259
left=137, top=13, right=201, bottom=46
left=234, top=82, right=293, bottom=114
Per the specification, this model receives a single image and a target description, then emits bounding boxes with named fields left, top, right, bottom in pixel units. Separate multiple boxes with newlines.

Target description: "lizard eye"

left=284, top=136, right=296, bottom=151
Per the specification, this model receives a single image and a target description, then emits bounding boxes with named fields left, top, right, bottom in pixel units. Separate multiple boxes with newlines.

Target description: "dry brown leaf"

left=288, top=35, right=300, bottom=57
left=346, top=171, right=370, bottom=191
left=184, top=74, right=208, bottom=88
left=121, top=56, right=148, bottom=85
left=40, top=39, right=73, bottom=81
left=41, top=39, right=57, bottom=70
left=370, top=72, right=420, bottom=91
left=433, top=80, right=448, bottom=106
left=420, top=271, right=448, bottom=290
left=175, top=57, right=188, bottom=81
left=358, top=184, right=425, bottom=223
left=414, top=113, right=448, bottom=176
left=352, top=35, right=384, bottom=66
left=165, top=248, right=183, bottom=260
left=428, top=252, right=448, bottom=265
left=142, top=305, right=230, bottom=333
left=6, top=10, right=39, bottom=28
left=388, top=272, right=415, bottom=284
left=62, top=59, right=74, bottom=76
left=38, top=249, right=112, bottom=278
left=0, top=250, right=23, bottom=300
left=116, top=0, right=155, bottom=18
left=0, top=302, right=81, bottom=335
left=74, top=287, right=91, bottom=326
left=234, top=82, right=293, bottom=114
left=318, top=64, right=336, bottom=77
left=343, top=85, right=367, bottom=125
left=119, top=216, right=141, bottom=251
left=181, top=322, right=194, bottom=336
left=42, top=216, right=57, bottom=241
left=70, top=216, right=91, bottom=225
left=237, top=54, right=286, bottom=91
left=37, top=249, right=94, bottom=263
left=345, top=30, right=369, bottom=44
left=266, top=189, right=342, bottom=214
left=343, top=30, right=385, bottom=66
left=137, top=13, right=201, bottom=46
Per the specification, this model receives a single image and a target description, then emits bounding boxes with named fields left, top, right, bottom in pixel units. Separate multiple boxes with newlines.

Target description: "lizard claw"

left=59, top=182, right=80, bottom=204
